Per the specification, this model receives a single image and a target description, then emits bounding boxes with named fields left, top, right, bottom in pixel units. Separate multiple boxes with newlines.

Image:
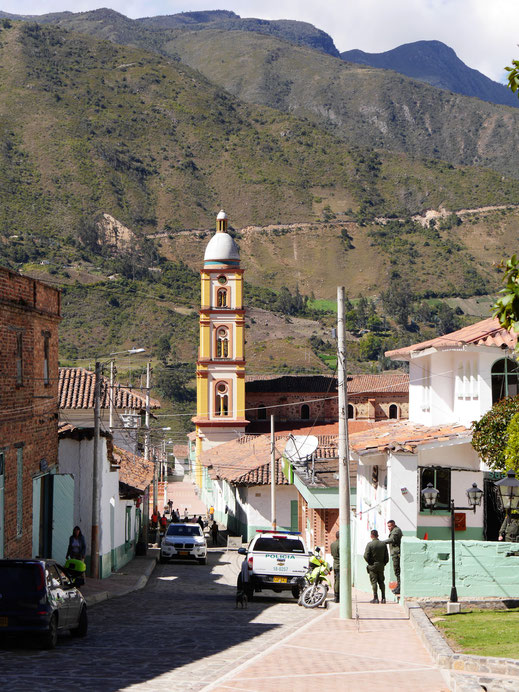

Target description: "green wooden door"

left=290, top=500, right=298, bottom=532
left=51, top=474, right=74, bottom=563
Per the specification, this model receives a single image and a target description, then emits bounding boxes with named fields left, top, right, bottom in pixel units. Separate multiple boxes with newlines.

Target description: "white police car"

left=160, top=523, right=207, bottom=565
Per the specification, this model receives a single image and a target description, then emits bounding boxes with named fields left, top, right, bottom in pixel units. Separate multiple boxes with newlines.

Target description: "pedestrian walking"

left=330, top=530, right=340, bottom=603
left=384, top=519, right=403, bottom=594
left=364, top=529, right=389, bottom=603
left=66, top=526, right=86, bottom=561
left=168, top=499, right=173, bottom=514
left=211, top=520, right=219, bottom=546
left=183, top=507, right=189, bottom=521
left=499, top=513, right=519, bottom=542
left=197, top=515, right=204, bottom=530
left=209, top=505, right=214, bottom=521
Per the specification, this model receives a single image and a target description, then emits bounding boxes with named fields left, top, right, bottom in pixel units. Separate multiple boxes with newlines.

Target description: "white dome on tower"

left=204, top=209, right=240, bottom=263
left=204, top=232, right=240, bottom=262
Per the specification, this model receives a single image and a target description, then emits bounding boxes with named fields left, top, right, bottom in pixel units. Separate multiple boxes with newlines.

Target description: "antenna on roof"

left=283, top=435, right=319, bottom=464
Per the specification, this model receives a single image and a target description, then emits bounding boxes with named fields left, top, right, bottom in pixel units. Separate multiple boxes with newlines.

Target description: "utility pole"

left=91, top=361, right=102, bottom=579
left=144, top=362, right=151, bottom=546
left=271, top=414, right=277, bottom=530
left=109, top=360, right=114, bottom=431
left=337, top=286, right=352, bottom=619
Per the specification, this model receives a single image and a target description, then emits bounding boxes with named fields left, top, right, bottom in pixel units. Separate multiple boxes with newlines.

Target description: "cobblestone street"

left=0, top=549, right=320, bottom=692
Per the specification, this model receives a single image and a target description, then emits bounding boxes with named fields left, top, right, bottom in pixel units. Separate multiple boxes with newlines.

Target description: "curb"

left=83, top=556, right=157, bottom=608
left=404, top=600, right=519, bottom=691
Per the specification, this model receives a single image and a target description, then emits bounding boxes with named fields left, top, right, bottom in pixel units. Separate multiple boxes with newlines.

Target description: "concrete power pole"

left=91, top=361, right=102, bottom=579
left=271, top=414, right=276, bottom=530
left=337, top=286, right=352, bottom=619
left=144, top=362, right=151, bottom=545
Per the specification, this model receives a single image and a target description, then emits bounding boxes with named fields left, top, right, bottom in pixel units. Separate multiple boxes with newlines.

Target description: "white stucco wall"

left=58, top=435, right=137, bottom=575
left=408, top=346, right=513, bottom=427
left=355, top=438, right=485, bottom=544
left=241, top=485, right=297, bottom=533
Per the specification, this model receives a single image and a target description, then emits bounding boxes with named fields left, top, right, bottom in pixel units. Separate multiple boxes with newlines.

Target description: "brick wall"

left=246, top=391, right=408, bottom=423
left=0, top=266, right=60, bottom=558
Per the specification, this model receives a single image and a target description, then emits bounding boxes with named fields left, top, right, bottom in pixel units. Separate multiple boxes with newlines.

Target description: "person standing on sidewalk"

left=66, top=526, right=86, bottom=561
left=330, top=530, right=340, bottom=603
left=209, top=505, right=215, bottom=521
left=211, top=521, right=219, bottom=546
left=364, top=529, right=389, bottom=603
left=384, top=519, right=403, bottom=595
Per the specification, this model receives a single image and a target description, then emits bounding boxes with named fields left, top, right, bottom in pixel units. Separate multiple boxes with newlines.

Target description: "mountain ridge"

left=341, top=40, right=518, bottom=109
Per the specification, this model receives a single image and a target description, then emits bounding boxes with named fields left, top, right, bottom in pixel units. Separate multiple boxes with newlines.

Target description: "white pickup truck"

left=237, top=530, right=309, bottom=600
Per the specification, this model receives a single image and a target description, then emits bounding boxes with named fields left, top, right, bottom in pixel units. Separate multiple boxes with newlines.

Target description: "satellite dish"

left=284, top=435, right=319, bottom=463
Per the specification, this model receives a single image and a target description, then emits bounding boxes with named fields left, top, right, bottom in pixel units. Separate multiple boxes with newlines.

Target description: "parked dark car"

left=0, top=558, right=87, bottom=648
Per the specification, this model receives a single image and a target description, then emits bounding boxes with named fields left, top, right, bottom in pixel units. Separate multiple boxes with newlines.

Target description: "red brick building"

left=245, top=373, right=409, bottom=431
left=0, top=266, right=61, bottom=558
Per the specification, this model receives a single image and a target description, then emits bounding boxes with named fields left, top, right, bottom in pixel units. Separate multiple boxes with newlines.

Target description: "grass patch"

left=308, top=298, right=336, bottom=312
left=433, top=608, right=519, bottom=658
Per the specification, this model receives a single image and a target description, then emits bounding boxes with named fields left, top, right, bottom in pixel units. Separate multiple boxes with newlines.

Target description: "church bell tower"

left=193, top=210, right=248, bottom=463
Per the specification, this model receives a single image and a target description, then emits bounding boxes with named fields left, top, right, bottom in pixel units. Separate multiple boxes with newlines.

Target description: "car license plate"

left=273, top=577, right=287, bottom=583
left=0, top=617, right=7, bottom=627
left=179, top=551, right=189, bottom=556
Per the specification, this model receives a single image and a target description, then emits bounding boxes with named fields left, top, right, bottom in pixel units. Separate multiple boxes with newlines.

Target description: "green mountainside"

left=4, top=10, right=519, bottom=178
left=0, top=8, right=341, bottom=57
left=0, top=21, right=517, bottom=432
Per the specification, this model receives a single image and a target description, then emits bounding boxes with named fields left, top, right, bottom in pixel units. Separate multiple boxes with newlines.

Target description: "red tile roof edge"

left=386, top=317, right=517, bottom=360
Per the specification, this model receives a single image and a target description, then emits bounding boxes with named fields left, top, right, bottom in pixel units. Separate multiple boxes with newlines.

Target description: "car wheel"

left=291, top=585, right=301, bottom=599
left=41, top=614, right=58, bottom=649
left=71, top=607, right=88, bottom=638
left=197, top=557, right=207, bottom=565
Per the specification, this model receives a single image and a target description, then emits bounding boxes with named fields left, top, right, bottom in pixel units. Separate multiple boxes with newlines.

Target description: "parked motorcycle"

left=299, top=547, right=331, bottom=608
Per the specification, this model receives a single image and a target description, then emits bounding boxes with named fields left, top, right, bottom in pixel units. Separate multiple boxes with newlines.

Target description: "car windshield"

left=0, top=563, right=41, bottom=596
left=166, top=524, right=202, bottom=537
left=253, top=537, right=305, bottom=553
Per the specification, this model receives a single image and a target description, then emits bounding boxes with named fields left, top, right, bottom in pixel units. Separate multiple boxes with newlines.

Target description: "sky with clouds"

left=1, top=0, right=515, bottom=83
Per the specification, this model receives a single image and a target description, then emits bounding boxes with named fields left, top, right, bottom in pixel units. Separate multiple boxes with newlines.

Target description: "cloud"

left=1, top=0, right=515, bottom=82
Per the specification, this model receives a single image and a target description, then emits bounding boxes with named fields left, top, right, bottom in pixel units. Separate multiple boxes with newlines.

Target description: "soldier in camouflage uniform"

left=330, top=531, right=340, bottom=603
left=384, top=519, right=403, bottom=594
left=499, top=514, right=519, bottom=542
left=364, top=529, right=389, bottom=603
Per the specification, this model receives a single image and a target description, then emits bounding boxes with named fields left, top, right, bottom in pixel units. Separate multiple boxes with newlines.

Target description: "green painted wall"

left=98, top=541, right=135, bottom=579
left=416, top=526, right=484, bottom=541
left=402, top=537, right=519, bottom=598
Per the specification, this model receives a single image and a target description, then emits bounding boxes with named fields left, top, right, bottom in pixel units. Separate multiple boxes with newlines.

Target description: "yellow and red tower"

left=193, top=210, right=248, bottom=482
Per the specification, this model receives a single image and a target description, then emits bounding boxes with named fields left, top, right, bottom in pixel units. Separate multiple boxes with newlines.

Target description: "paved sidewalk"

left=206, top=589, right=450, bottom=692
left=168, top=477, right=207, bottom=519
left=80, top=552, right=158, bottom=607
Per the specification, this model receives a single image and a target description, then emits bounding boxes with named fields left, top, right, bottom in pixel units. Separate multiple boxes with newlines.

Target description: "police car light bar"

left=255, top=530, right=301, bottom=535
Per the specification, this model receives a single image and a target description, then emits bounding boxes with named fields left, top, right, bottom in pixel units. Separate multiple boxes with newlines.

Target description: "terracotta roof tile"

left=348, top=420, right=471, bottom=455
left=59, top=367, right=160, bottom=411
left=172, top=445, right=188, bottom=458
left=386, top=317, right=517, bottom=361
left=113, top=446, right=155, bottom=493
left=232, top=458, right=289, bottom=486
left=245, top=373, right=408, bottom=394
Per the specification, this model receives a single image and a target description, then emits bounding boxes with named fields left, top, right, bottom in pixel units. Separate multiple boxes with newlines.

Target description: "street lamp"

left=421, top=479, right=483, bottom=603
left=495, top=470, right=519, bottom=511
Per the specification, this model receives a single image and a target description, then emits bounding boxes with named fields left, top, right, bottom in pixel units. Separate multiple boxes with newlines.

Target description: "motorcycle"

left=299, top=547, right=331, bottom=608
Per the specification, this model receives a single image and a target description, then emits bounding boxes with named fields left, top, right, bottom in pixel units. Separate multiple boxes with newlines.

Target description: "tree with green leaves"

left=492, top=254, right=519, bottom=339
left=472, top=396, right=519, bottom=471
